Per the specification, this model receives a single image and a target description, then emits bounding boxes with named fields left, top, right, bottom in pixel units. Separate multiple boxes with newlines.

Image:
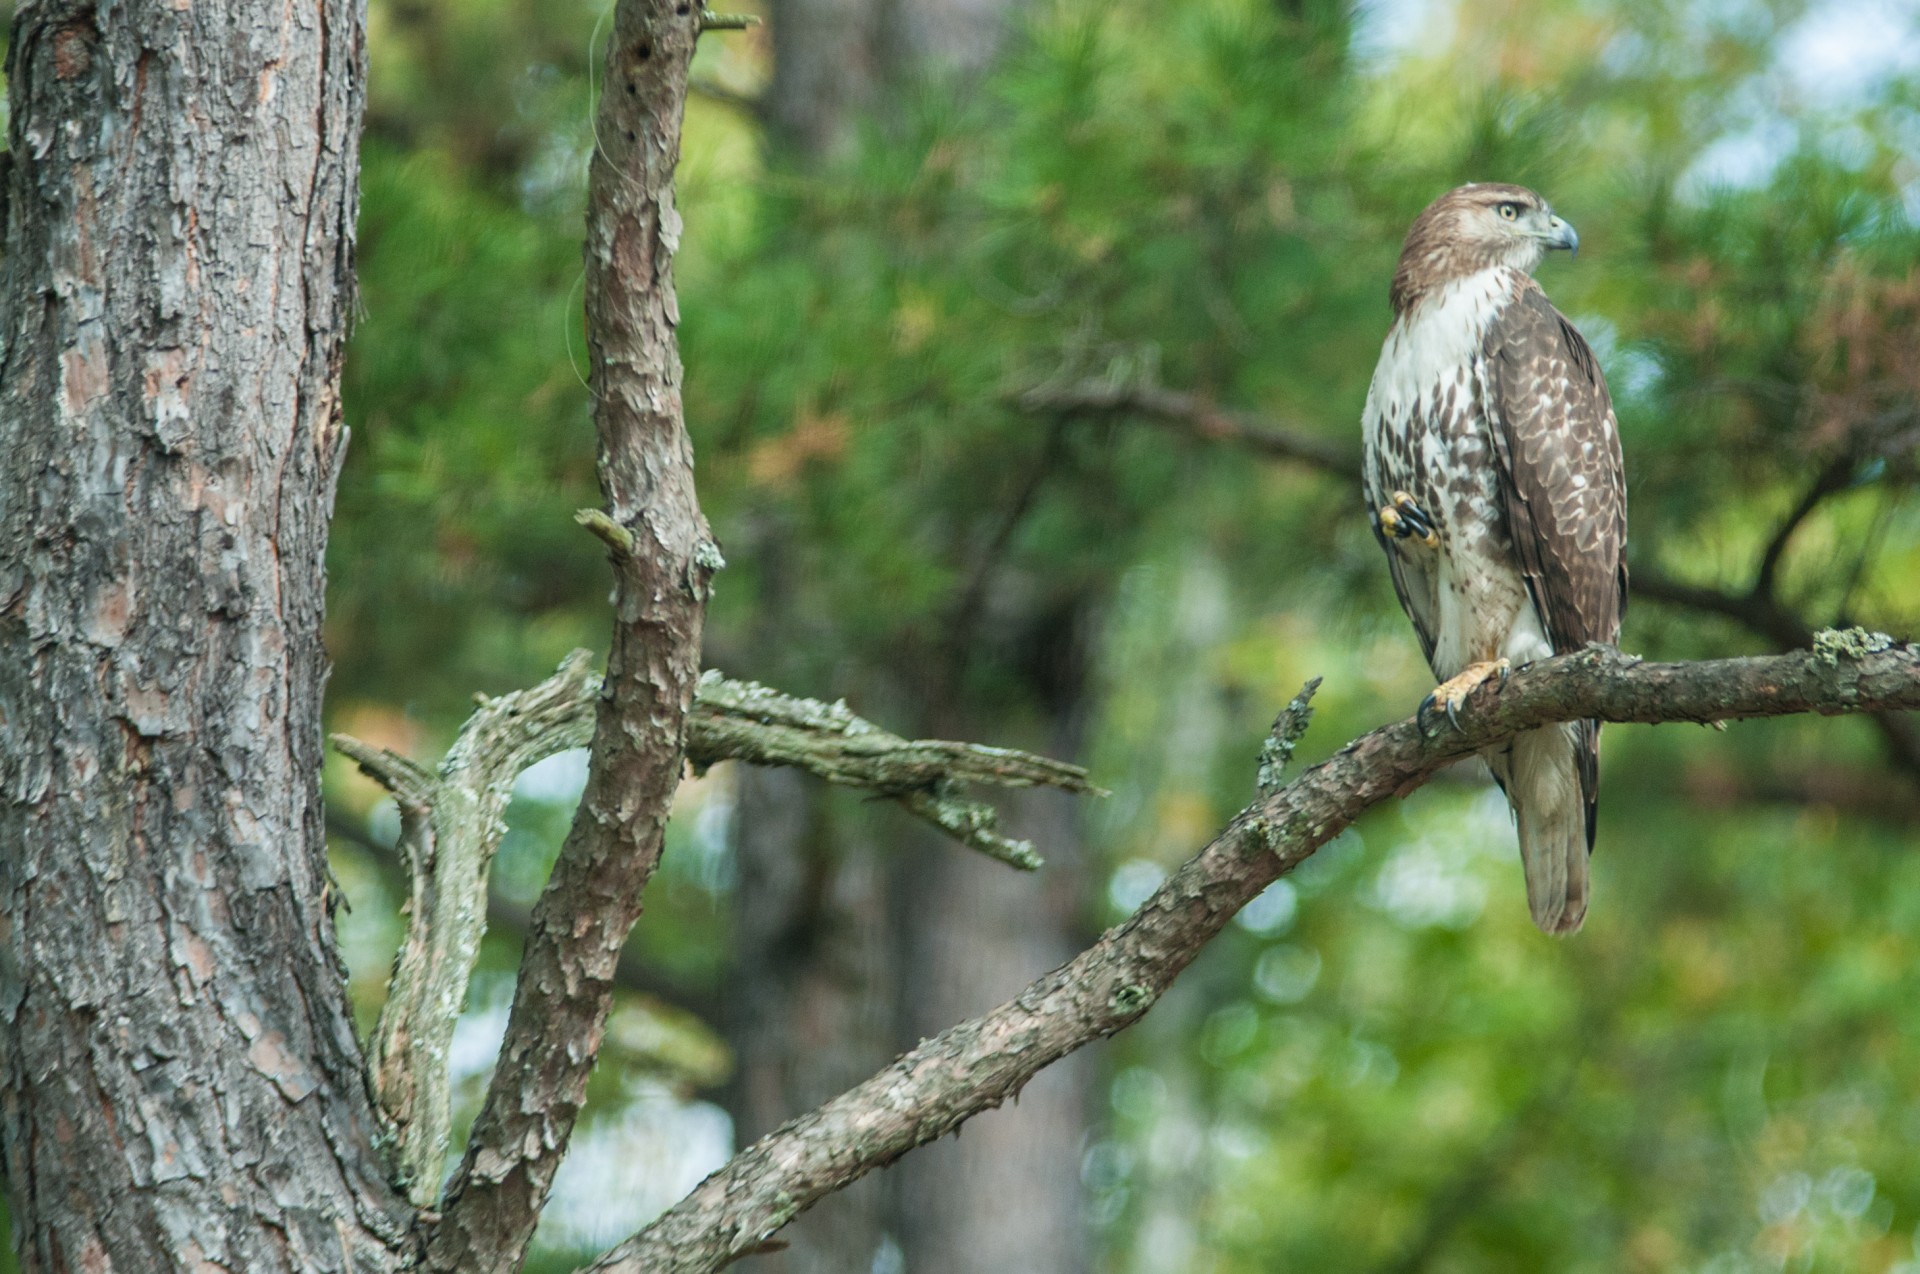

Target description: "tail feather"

left=1501, top=722, right=1594, bottom=935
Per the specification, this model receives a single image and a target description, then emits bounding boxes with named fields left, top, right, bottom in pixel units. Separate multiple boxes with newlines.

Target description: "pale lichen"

left=1256, top=677, right=1322, bottom=799
left=1812, top=627, right=1896, bottom=666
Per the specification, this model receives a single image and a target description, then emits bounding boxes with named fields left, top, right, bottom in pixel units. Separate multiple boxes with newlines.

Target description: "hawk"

left=1361, top=183, right=1627, bottom=935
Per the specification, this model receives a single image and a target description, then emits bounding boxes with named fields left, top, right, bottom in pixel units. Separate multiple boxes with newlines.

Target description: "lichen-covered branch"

left=335, top=655, right=1094, bottom=1194
left=333, top=653, right=599, bottom=1203
left=687, top=671, right=1098, bottom=867
left=584, top=637, right=1920, bottom=1274
left=1633, top=572, right=1920, bottom=782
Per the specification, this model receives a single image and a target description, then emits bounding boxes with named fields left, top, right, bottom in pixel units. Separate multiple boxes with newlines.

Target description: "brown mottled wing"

left=1480, top=283, right=1628, bottom=846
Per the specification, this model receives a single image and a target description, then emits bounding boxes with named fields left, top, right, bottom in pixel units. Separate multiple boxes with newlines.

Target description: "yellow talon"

left=1419, top=659, right=1510, bottom=733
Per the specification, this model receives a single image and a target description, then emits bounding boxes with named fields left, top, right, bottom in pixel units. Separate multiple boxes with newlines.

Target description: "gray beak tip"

left=1547, top=217, right=1580, bottom=257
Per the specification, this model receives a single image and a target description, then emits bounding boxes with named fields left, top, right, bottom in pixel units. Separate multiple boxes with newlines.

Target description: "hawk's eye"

left=1497, top=203, right=1519, bottom=221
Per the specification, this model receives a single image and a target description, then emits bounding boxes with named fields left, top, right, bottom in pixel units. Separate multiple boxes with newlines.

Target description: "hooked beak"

left=1541, top=214, right=1579, bottom=257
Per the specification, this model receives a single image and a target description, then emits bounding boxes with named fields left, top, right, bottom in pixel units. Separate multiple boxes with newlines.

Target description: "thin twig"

left=1752, top=453, right=1854, bottom=601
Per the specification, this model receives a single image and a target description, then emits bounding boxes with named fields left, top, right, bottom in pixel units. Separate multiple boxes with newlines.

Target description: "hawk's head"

left=1389, top=183, right=1579, bottom=316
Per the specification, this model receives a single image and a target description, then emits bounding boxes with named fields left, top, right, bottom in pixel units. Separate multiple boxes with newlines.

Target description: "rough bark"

left=0, top=2, right=415, bottom=1269
left=584, top=637, right=1920, bottom=1273
left=416, top=0, right=718, bottom=1267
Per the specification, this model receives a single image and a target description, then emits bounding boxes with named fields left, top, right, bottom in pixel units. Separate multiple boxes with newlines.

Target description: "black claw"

left=1446, top=698, right=1462, bottom=731
left=1397, top=504, right=1436, bottom=541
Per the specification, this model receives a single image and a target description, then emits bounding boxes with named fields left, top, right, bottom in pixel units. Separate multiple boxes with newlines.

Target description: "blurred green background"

left=120, top=0, right=1920, bottom=1269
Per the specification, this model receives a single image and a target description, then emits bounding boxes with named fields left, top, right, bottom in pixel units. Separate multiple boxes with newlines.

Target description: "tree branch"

left=323, top=810, right=719, bottom=1024
left=1011, top=378, right=1361, bottom=479
left=334, top=652, right=602, bottom=1202
left=1631, top=568, right=1920, bottom=778
left=419, top=1, right=716, bottom=1265
left=582, top=637, right=1920, bottom=1273
left=338, top=651, right=1092, bottom=1214
left=1752, top=453, right=1855, bottom=602
left=338, top=643, right=1090, bottom=1218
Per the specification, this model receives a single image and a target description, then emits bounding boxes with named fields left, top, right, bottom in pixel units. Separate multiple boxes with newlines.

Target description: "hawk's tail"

left=1501, top=722, right=1595, bottom=935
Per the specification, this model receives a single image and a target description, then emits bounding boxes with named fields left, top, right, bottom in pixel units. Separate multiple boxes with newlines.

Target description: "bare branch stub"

left=584, top=639, right=1920, bottom=1274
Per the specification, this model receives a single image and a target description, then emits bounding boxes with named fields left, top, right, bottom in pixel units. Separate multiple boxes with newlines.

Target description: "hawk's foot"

left=1418, top=659, right=1510, bottom=734
left=1377, top=491, right=1439, bottom=548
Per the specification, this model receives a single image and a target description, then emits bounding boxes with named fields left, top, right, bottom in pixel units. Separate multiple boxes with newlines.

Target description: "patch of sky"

left=1252, top=944, right=1322, bottom=1004
left=1612, top=346, right=1666, bottom=404
left=1681, top=0, right=1920, bottom=199
left=1779, top=0, right=1920, bottom=109
left=1680, top=115, right=1800, bottom=198
left=1350, top=0, right=1449, bottom=68
left=515, top=746, right=591, bottom=802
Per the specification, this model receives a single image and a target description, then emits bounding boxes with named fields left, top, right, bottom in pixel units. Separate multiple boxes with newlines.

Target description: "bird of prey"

left=1361, top=183, right=1628, bottom=935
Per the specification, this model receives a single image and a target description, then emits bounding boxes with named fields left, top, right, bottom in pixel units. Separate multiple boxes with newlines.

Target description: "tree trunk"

left=0, top=2, right=411, bottom=1270
left=766, top=0, right=1018, bottom=160
left=725, top=768, right=895, bottom=1274
left=891, top=748, right=1093, bottom=1274
left=881, top=0, right=1017, bottom=80
left=765, top=0, right=885, bottom=160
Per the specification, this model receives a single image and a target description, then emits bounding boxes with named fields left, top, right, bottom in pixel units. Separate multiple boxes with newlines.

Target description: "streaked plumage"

left=1362, top=183, right=1628, bottom=935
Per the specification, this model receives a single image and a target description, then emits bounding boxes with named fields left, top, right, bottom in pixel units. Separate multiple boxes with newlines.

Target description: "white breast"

left=1362, top=268, right=1514, bottom=462
left=1361, top=267, right=1551, bottom=680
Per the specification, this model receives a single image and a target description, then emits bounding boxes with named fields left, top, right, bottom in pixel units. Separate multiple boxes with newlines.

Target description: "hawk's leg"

left=1377, top=490, right=1440, bottom=548
left=1419, top=659, right=1511, bottom=734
